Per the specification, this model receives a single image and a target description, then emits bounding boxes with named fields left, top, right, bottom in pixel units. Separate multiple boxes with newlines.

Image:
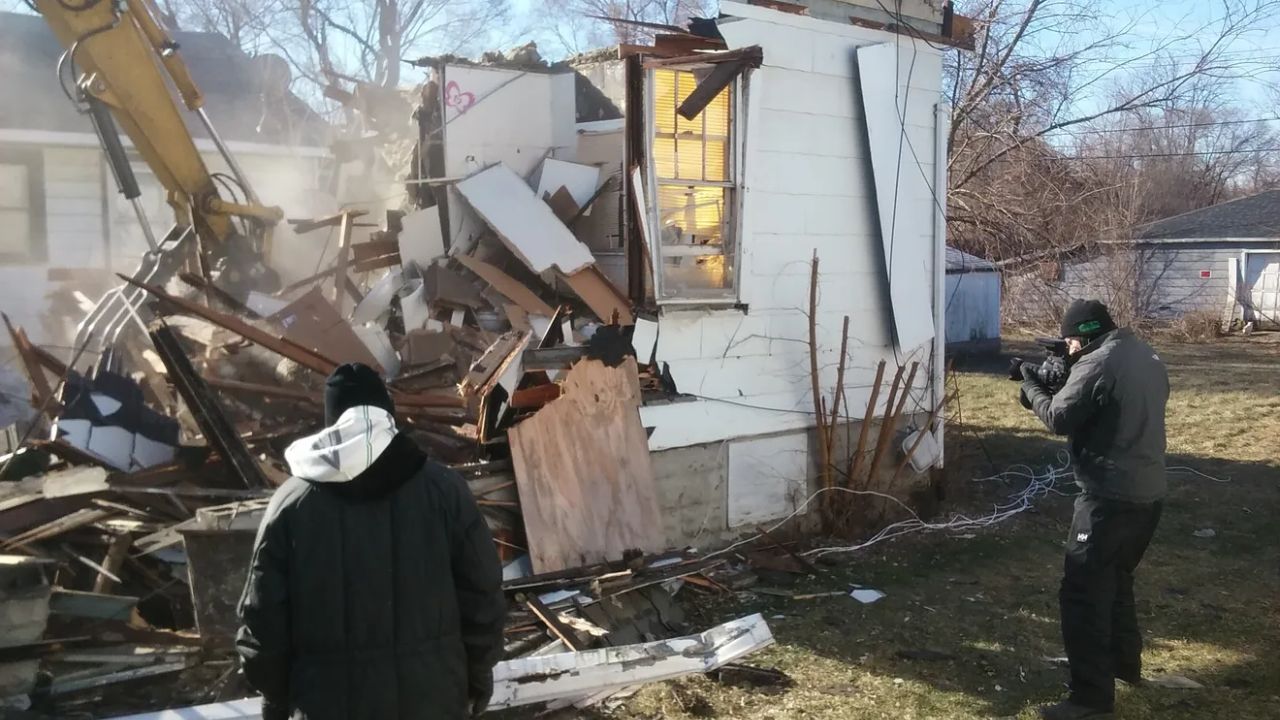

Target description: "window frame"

left=644, top=65, right=748, bottom=307
left=0, top=146, right=48, bottom=265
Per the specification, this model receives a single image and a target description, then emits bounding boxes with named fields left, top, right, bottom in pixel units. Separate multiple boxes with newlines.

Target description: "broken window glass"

left=650, top=67, right=738, bottom=300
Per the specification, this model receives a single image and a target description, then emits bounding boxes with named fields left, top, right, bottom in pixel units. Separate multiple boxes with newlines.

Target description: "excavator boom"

left=33, top=0, right=282, bottom=260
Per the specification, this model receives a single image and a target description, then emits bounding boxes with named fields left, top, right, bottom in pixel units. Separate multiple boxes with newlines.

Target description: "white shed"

left=945, top=247, right=1001, bottom=354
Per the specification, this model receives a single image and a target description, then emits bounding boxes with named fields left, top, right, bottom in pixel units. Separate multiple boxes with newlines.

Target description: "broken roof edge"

left=717, top=0, right=949, bottom=56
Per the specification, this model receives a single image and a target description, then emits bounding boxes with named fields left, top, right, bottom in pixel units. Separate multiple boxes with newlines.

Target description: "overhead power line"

left=1049, top=116, right=1280, bottom=136
left=1041, top=147, right=1280, bottom=161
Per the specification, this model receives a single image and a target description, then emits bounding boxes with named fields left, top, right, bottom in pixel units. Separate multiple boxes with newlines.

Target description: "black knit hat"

left=1059, top=299, right=1117, bottom=340
left=324, top=363, right=395, bottom=425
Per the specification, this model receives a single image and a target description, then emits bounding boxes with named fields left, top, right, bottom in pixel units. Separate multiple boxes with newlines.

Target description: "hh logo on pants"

left=1077, top=532, right=1090, bottom=542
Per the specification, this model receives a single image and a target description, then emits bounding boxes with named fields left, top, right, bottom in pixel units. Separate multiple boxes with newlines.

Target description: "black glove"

left=1019, top=362, right=1041, bottom=383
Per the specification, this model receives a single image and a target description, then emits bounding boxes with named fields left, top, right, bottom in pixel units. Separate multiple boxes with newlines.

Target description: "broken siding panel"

left=858, top=41, right=936, bottom=352
left=666, top=352, right=810, bottom=400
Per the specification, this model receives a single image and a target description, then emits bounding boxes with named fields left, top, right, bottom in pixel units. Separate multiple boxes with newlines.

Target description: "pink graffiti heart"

left=444, top=81, right=476, bottom=114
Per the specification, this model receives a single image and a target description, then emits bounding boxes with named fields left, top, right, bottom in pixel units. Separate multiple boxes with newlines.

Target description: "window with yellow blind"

left=649, top=67, right=738, bottom=301
left=0, top=147, right=46, bottom=263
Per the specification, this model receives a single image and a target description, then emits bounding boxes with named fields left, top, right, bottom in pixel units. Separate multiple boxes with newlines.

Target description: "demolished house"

left=0, top=1, right=971, bottom=715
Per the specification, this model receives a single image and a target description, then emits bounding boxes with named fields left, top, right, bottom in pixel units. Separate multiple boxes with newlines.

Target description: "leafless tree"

left=947, top=0, right=1280, bottom=265
left=538, top=0, right=713, bottom=52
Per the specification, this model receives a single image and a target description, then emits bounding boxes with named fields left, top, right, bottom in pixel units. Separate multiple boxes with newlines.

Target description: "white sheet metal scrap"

left=106, top=615, right=774, bottom=719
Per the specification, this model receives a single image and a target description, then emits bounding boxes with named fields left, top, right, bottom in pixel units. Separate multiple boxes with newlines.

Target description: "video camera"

left=1008, top=337, right=1070, bottom=395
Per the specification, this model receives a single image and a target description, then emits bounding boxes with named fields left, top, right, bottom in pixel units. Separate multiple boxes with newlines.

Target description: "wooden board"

left=455, top=254, right=557, bottom=317
left=508, top=357, right=663, bottom=573
left=563, top=266, right=635, bottom=325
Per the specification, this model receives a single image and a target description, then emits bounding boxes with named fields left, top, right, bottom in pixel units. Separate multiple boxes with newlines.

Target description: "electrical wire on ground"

left=706, top=454, right=1229, bottom=564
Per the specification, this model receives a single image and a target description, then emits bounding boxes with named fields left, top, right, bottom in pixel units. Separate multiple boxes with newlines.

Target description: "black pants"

left=1060, top=493, right=1162, bottom=710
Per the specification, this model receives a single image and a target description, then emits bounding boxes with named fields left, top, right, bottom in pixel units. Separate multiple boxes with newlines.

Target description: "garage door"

left=1245, top=252, right=1280, bottom=328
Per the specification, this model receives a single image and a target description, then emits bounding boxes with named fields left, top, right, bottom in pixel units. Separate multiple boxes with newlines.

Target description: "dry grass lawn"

left=584, top=336, right=1280, bottom=720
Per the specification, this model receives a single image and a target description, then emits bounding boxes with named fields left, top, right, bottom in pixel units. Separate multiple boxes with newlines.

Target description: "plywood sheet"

left=856, top=42, right=936, bottom=352
left=508, top=357, right=664, bottom=572
left=455, top=164, right=596, bottom=275
left=727, top=432, right=809, bottom=527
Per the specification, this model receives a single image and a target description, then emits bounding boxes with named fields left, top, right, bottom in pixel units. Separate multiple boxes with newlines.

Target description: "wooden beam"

left=2, top=313, right=57, bottom=414
left=523, top=594, right=582, bottom=651
left=333, top=211, right=356, bottom=311
left=119, top=274, right=339, bottom=376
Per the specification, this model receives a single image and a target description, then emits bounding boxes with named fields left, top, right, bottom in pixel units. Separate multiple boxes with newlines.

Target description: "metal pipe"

left=131, top=197, right=159, bottom=251
left=932, top=101, right=950, bottom=468
left=196, top=107, right=261, bottom=206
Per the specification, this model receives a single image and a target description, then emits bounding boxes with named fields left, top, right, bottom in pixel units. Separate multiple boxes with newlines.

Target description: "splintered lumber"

left=454, top=254, right=557, bottom=317
left=489, top=614, right=774, bottom=710
left=119, top=275, right=339, bottom=376
left=150, top=325, right=267, bottom=489
left=2, top=313, right=58, bottom=415
left=508, top=357, right=664, bottom=573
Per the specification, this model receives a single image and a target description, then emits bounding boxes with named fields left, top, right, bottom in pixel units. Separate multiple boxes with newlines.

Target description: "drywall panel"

left=398, top=206, right=445, bottom=271
left=727, top=432, right=810, bottom=526
left=442, top=66, right=575, bottom=180
left=533, top=159, right=601, bottom=210
left=455, top=164, right=596, bottom=275
left=857, top=42, right=936, bottom=353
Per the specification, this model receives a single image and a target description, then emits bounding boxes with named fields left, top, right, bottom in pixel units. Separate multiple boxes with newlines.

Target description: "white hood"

left=284, top=406, right=398, bottom=483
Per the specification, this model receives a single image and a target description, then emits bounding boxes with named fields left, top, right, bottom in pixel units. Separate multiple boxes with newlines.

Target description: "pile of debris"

left=0, top=151, right=768, bottom=716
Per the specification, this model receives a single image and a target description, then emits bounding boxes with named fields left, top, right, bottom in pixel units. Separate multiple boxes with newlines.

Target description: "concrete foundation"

left=650, top=414, right=934, bottom=549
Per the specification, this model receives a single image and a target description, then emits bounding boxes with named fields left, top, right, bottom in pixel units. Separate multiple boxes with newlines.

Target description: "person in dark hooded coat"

left=236, top=363, right=505, bottom=720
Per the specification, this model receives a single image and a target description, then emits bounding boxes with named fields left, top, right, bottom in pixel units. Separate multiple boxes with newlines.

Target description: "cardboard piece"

left=271, top=287, right=383, bottom=371
left=401, top=330, right=454, bottom=369
left=423, top=263, right=486, bottom=310
left=533, top=159, right=603, bottom=212
left=564, top=267, right=634, bottom=325
left=543, top=187, right=581, bottom=224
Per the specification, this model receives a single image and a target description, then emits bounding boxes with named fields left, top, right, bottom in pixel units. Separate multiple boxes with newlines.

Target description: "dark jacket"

left=1023, top=328, right=1169, bottom=503
left=236, top=409, right=505, bottom=720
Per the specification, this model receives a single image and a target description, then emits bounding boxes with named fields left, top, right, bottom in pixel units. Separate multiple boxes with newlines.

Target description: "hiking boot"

left=1039, top=700, right=1114, bottom=720
left=1115, top=665, right=1143, bottom=686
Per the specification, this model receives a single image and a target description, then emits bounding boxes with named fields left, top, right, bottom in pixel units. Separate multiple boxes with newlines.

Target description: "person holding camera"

left=1018, top=299, right=1169, bottom=720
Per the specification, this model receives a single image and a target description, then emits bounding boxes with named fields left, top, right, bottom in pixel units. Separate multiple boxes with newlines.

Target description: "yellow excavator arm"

left=33, top=0, right=284, bottom=294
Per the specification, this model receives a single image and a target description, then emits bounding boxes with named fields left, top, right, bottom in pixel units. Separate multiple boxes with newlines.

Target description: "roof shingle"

left=1135, top=189, right=1280, bottom=240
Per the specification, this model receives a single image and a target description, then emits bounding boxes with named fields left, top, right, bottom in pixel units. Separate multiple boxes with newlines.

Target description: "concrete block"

left=650, top=442, right=729, bottom=547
